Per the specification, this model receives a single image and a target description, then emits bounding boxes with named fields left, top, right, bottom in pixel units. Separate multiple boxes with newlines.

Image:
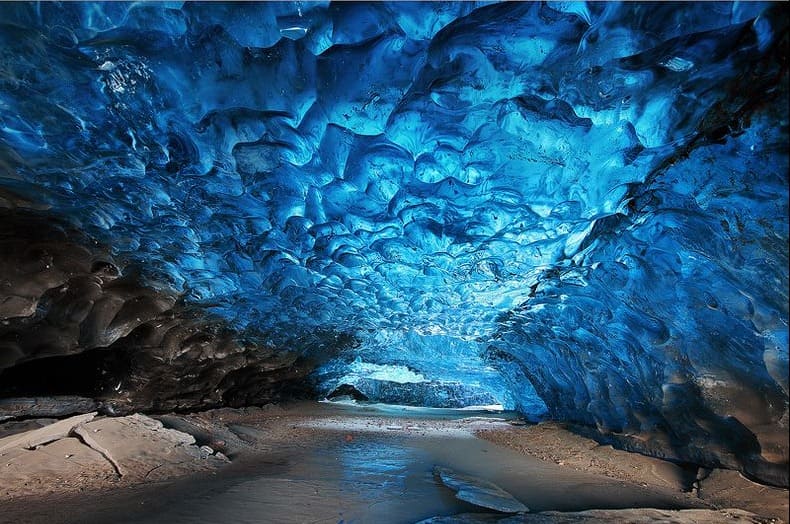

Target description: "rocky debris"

left=0, top=396, right=101, bottom=422
left=71, top=414, right=229, bottom=481
left=157, top=404, right=305, bottom=452
left=0, top=412, right=96, bottom=454
left=434, top=466, right=529, bottom=513
left=155, top=412, right=262, bottom=459
left=418, top=508, right=784, bottom=523
left=0, top=412, right=228, bottom=500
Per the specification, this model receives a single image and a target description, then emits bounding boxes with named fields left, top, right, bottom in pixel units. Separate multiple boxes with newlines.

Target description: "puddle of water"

left=72, top=426, right=692, bottom=524
left=112, top=435, right=480, bottom=524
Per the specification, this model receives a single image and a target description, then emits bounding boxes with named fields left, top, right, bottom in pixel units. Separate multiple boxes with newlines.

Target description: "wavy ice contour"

left=0, top=1, right=786, bottom=485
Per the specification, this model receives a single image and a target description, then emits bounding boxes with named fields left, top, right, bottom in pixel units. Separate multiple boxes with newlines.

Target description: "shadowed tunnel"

left=0, top=1, right=787, bottom=489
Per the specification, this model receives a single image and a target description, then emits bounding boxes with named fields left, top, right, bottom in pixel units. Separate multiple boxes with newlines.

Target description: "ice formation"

left=0, top=2, right=786, bottom=485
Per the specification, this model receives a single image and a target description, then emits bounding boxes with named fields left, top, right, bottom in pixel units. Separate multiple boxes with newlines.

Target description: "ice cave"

left=0, top=2, right=787, bottom=523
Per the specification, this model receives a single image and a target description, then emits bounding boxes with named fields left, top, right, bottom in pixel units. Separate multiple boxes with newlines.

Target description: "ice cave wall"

left=0, top=2, right=786, bottom=486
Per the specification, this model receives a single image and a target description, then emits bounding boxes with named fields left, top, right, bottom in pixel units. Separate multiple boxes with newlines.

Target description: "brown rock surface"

left=0, top=412, right=226, bottom=500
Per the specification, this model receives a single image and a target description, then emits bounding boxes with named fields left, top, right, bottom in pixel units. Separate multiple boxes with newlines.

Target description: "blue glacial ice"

left=0, top=1, right=786, bottom=484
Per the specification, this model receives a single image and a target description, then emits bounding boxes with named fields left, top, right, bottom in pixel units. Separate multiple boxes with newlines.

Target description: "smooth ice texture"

left=0, top=2, right=787, bottom=483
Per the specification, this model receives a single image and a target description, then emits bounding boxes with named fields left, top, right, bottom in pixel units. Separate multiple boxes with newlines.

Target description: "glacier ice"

left=314, top=333, right=527, bottom=410
left=0, top=2, right=786, bottom=485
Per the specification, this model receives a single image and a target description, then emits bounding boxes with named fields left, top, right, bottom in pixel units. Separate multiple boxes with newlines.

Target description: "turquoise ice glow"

left=0, top=2, right=787, bottom=479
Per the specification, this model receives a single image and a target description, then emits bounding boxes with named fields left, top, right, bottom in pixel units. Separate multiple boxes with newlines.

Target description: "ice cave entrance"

left=314, top=330, right=547, bottom=416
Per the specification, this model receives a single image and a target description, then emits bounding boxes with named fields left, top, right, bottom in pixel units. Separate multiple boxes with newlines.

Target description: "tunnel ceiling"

left=0, top=2, right=787, bottom=486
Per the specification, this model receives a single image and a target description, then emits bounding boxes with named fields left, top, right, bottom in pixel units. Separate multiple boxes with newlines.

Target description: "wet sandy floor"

left=15, top=405, right=700, bottom=524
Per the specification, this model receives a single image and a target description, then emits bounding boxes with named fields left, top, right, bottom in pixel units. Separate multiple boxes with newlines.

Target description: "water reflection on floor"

left=116, top=435, right=478, bottom=524
left=102, top=425, right=689, bottom=524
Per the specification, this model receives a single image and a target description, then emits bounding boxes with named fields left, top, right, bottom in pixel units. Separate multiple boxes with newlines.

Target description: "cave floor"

left=0, top=401, right=786, bottom=524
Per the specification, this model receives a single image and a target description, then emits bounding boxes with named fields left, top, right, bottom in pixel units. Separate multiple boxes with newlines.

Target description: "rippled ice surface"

left=0, top=1, right=781, bottom=340
left=0, top=1, right=786, bottom=482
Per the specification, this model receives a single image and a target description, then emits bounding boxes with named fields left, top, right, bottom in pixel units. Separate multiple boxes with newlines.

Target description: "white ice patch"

left=659, top=56, right=694, bottom=72
left=347, top=360, right=428, bottom=384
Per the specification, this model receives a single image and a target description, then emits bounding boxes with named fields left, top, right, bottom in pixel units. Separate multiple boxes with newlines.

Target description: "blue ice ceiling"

left=0, top=1, right=788, bottom=476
